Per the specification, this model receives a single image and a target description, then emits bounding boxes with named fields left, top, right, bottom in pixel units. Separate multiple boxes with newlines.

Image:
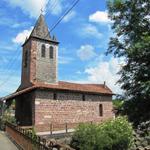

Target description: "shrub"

left=131, top=121, right=150, bottom=150
left=70, top=117, right=133, bottom=150
left=0, top=103, right=16, bottom=130
left=70, top=123, right=98, bottom=150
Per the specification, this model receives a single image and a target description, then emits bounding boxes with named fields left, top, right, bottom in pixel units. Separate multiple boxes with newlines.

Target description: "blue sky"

left=0, top=0, right=124, bottom=97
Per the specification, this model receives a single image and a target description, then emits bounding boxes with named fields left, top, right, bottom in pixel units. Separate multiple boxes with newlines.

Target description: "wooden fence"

left=35, top=121, right=94, bottom=133
left=5, top=122, right=74, bottom=150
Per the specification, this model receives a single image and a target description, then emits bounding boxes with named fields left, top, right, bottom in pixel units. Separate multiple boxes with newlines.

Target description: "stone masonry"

left=36, top=89, right=113, bottom=132
left=35, top=39, right=58, bottom=84
left=14, top=88, right=113, bottom=132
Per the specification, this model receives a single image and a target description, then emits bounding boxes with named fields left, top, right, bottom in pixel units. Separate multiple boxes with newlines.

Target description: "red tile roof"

left=2, top=81, right=112, bottom=101
left=35, top=81, right=112, bottom=94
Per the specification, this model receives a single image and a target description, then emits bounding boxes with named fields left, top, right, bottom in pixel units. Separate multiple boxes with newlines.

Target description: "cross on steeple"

left=40, top=7, right=44, bottom=14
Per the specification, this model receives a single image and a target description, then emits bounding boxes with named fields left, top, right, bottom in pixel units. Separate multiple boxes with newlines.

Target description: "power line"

left=37, top=0, right=80, bottom=62
left=0, top=50, right=21, bottom=88
left=45, top=0, right=58, bottom=16
left=0, top=0, right=80, bottom=89
left=50, top=0, right=59, bottom=12
left=45, top=0, right=51, bottom=9
left=0, top=48, right=21, bottom=88
left=0, top=57, right=21, bottom=89
left=50, top=0, right=80, bottom=32
left=0, top=45, right=20, bottom=74
left=43, top=0, right=79, bottom=39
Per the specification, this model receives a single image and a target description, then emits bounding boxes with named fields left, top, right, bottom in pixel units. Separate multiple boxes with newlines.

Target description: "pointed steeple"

left=30, top=14, right=51, bottom=41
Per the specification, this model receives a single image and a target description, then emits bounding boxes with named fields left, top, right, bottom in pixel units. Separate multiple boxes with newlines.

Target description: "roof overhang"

left=2, top=86, right=114, bottom=101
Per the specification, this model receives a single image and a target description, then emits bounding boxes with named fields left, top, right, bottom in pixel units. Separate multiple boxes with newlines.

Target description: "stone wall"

left=34, top=90, right=113, bottom=132
left=30, top=39, right=37, bottom=84
left=36, top=39, right=58, bottom=84
left=20, top=39, right=32, bottom=89
left=20, top=37, right=58, bottom=89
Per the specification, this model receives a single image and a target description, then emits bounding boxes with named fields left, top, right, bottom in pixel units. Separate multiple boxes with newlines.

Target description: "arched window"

left=49, top=46, right=54, bottom=59
left=82, top=94, right=85, bottom=101
left=41, top=44, right=46, bottom=57
left=53, top=93, right=57, bottom=100
left=99, top=104, right=103, bottom=117
left=24, top=51, right=28, bottom=67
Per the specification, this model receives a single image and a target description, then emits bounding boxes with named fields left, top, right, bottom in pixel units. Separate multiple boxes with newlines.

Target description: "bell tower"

left=20, top=14, right=59, bottom=89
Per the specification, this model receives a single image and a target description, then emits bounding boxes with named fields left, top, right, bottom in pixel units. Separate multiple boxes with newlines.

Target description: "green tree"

left=107, top=0, right=150, bottom=125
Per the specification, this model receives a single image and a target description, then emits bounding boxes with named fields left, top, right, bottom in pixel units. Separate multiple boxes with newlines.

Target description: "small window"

left=49, top=46, right=54, bottom=59
left=99, top=104, right=103, bottom=116
left=82, top=94, right=85, bottom=101
left=41, top=44, right=46, bottom=57
left=24, top=51, right=28, bottom=67
left=54, top=93, right=57, bottom=100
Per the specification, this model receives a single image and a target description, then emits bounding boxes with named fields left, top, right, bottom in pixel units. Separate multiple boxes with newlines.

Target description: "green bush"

left=0, top=104, right=16, bottom=130
left=70, top=123, right=98, bottom=150
left=70, top=117, right=133, bottom=150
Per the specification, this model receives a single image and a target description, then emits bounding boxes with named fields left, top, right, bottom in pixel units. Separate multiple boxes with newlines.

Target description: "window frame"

left=53, top=93, right=57, bottom=100
left=41, top=44, right=46, bottom=58
left=99, top=104, right=103, bottom=117
left=49, top=46, right=54, bottom=59
left=82, top=94, right=85, bottom=101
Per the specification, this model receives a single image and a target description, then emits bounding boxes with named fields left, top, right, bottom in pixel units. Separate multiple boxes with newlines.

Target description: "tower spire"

left=29, top=14, right=51, bottom=41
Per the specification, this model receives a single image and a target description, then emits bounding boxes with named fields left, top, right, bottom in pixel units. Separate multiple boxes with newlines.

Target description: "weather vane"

left=40, top=7, right=44, bottom=14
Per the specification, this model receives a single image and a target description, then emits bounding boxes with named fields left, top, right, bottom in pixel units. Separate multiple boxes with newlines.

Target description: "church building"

left=3, top=14, right=113, bottom=132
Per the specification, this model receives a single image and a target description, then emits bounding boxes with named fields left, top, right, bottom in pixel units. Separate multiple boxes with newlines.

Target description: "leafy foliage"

left=71, top=123, right=98, bottom=150
left=107, top=0, right=150, bottom=125
left=113, top=99, right=124, bottom=110
left=70, top=117, right=133, bottom=150
left=131, top=121, right=150, bottom=149
left=0, top=101, right=16, bottom=130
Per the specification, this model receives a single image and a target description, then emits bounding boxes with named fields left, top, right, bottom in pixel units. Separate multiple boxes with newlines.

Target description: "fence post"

left=65, top=123, right=68, bottom=133
left=50, top=123, right=53, bottom=135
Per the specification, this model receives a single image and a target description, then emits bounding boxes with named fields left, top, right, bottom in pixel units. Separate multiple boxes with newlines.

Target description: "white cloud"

left=77, top=45, right=97, bottom=61
left=0, top=67, right=21, bottom=97
left=0, top=74, right=20, bottom=97
left=12, top=27, right=33, bottom=44
left=89, top=11, right=111, bottom=23
left=63, top=11, right=76, bottom=22
left=84, top=55, right=124, bottom=94
left=59, top=56, right=74, bottom=64
left=4, top=0, right=48, bottom=18
left=0, top=15, right=29, bottom=28
left=80, top=24, right=102, bottom=39
left=4, top=0, right=64, bottom=18
left=48, top=0, right=63, bottom=16
left=0, top=43, right=17, bottom=51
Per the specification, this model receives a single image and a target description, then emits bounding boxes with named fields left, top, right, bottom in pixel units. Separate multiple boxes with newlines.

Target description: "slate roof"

left=30, top=14, right=51, bottom=41
left=2, top=81, right=113, bottom=101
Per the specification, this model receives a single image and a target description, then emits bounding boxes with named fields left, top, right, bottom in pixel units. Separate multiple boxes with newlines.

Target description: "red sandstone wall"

left=20, top=38, right=37, bottom=89
left=35, top=99, right=113, bottom=132
left=34, top=90, right=113, bottom=132
left=30, top=39, right=37, bottom=83
left=20, top=40, right=32, bottom=89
